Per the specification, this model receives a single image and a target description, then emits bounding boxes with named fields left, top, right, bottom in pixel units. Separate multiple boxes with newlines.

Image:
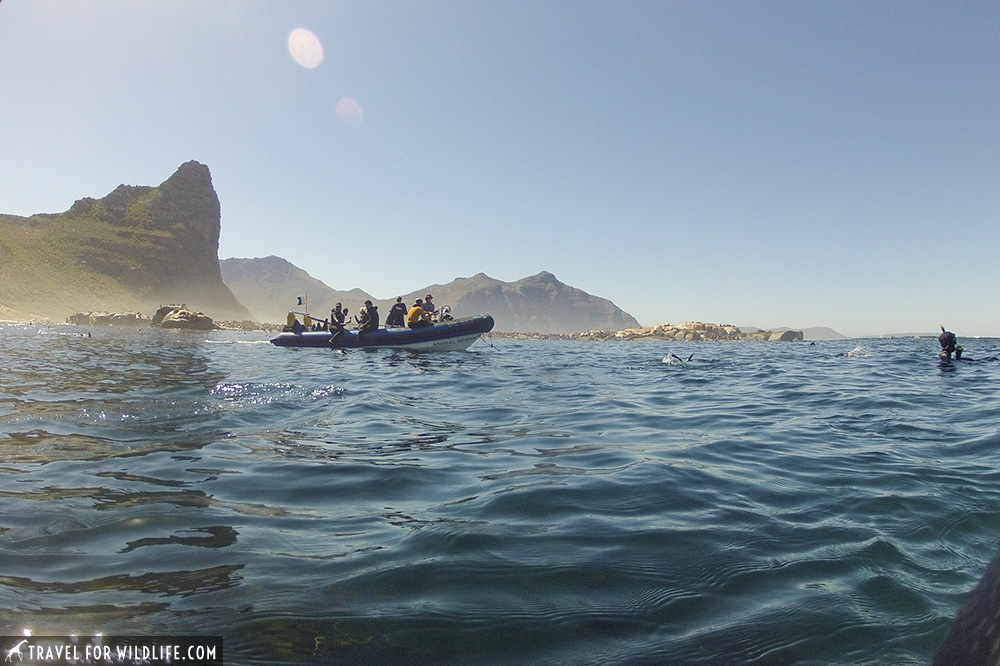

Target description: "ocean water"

left=2, top=323, right=1000, bottom=665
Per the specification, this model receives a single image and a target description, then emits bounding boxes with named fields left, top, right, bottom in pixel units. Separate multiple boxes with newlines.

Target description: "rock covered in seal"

left=151, top=305, right=217, bottom=330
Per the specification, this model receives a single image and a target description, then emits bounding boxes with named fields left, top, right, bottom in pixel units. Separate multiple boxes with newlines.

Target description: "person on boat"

left=423, top=294, right=436, bottom=319
left=330, top=303, right=348, bottom=338
left=939, top=326, right=962, bottom=360
left=286, top=312, right=305, bottom=334
left=407, top=299, right=432, bottom=329
left=357, top=300, right=380, bottom=334
left=386, top=297, right=407, bottom=327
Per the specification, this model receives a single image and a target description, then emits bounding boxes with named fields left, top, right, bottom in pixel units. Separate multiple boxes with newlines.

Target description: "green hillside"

left=0, top=162, right=251, bottom=321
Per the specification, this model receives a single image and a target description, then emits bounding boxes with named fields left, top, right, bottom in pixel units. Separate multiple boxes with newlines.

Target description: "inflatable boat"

left=270, top=315, right=495, bottom=351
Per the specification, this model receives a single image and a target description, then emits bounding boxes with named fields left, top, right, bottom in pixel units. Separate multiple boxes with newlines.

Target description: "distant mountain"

left=221, top=258, right=639, bottom=334
left=0, top=161, right=251, bottom=321
left=397, top=271, right=640, bottom=334
left=220, top=256, right=374, bottom=324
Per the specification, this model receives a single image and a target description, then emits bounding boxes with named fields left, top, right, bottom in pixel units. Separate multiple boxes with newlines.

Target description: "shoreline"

left=494, top=321, right=804, bottom=342
left=5, top=315, right=962, bottom=341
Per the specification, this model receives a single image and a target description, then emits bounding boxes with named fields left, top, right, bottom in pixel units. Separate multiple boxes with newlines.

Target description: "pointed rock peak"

left=521, top=271, right=561, bottom=286
left=262, top=255, right=296, bottom=268
left=149, top=161, right=220, bottom=230
left=157, top=161, right=217, bottom=210
left=161, top=161, right=212, bottom=190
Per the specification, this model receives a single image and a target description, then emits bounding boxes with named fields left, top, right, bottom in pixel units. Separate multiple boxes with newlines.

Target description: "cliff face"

left=0, top=162, right=251, bottom=320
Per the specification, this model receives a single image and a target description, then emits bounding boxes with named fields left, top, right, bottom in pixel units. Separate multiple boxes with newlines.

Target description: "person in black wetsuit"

left=330, top=303, right=348, bottom=339
left=357, top=300, right=379, bottom=334
left=939, top=326, right=962, bottom=360
left=386, top=297, right=407, bottom=328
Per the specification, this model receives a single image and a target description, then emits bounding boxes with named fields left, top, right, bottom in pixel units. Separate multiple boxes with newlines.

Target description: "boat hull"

left=269, top=315, right=495, bottom=351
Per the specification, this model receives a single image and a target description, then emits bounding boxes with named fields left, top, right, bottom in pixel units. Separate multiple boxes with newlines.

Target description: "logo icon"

left=4, top=639, right=28, bottom=662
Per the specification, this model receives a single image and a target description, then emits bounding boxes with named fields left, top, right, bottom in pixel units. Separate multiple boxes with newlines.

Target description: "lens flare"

left=288, top=28, right=323, bottom=69
left=336, top=98, right=363, bottom=126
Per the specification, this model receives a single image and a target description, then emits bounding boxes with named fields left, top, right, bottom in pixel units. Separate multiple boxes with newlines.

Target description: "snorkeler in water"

left=939, top=326, right=963, bottom=360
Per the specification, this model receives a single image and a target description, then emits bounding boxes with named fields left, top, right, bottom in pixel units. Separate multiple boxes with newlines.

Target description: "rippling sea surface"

left=2, top=324, right=1000, bottom=665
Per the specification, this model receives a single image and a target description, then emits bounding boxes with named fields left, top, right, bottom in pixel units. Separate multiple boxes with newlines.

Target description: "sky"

left=1, top=1, right=997, bottom=337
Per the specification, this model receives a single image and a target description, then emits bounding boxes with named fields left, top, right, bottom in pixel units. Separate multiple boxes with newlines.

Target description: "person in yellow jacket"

left=285, top=312, right=305, bottom=334
left=407, top=299, right=432, bottom=329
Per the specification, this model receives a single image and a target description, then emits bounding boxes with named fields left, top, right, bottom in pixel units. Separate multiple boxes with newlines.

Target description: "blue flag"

left=297, top=297, right=303, bottom=306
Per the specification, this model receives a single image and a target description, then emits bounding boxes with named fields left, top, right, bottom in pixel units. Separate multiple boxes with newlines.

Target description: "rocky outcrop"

left=767, top=330, right=805, bottom=342
left=151, top=305, right=218, bottom=331
left=575, top=321, right=803, bottom=342
left=68, top=162, right=242, bottom=313
left=67, top=312, right=150, bottom=326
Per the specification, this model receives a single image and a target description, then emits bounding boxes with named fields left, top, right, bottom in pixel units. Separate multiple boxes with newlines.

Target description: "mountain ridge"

left=0, top=161, right=843, bottom=337
left=221, top=257, right=640, bottom=334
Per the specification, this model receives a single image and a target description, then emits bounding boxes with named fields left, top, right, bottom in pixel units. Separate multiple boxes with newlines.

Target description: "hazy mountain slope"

left=220, top=256, right=373, bottom=324
left=395, top=271, right=641, bottom=334
left=0, top=162, right=251, bottom=320
left=221, top=258, right=640, bottom=334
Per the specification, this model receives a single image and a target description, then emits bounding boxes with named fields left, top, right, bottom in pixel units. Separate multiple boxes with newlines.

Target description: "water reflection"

left=2, top=327, right=224, bottom=397
left=0, top=564, right=244, bottom=597
left=121, top=526, right=238, bottom=553
left=3, top=602, right=171, bottom=635
left=1, top=328, right=231, bottom=464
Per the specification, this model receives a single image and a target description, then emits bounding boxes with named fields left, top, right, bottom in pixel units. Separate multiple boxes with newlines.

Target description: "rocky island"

left=500, top=321, right=804, bottom=342
left=151, top=305, right=218, bottom=330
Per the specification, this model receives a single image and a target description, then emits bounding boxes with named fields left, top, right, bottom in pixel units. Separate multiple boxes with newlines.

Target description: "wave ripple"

left=2, top=327, right=999, bottom=664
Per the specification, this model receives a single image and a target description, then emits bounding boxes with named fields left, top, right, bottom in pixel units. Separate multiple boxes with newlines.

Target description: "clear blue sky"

left=2, top=1, right=997, bottom=337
